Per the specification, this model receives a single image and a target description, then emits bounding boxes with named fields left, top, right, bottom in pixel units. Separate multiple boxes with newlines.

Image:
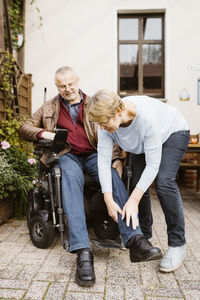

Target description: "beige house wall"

left=24, top=0, right=200, bottom=133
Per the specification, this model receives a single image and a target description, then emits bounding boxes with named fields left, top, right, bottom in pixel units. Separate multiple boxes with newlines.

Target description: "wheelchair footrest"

left=91, top=238, right=126, bottom=250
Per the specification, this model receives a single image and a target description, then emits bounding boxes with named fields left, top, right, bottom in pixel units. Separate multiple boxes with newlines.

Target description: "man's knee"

left=111, top=167, right=123, bottom=184
left=111, top=167, right=120, bottom=177
left=59, top=155, right=84, bottom=181
left=62, top=168, right=84, bottom=186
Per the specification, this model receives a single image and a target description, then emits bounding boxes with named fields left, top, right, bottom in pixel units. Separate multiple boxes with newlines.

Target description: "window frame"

left=117, top=10, right=165, bottom=98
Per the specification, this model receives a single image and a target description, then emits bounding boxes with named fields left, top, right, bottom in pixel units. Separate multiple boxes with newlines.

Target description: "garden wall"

left=0, top=198, right=14, bottom=225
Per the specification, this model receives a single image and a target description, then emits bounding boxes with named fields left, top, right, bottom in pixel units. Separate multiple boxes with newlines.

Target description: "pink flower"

left=1, top=141, right=10, bottom=149
left=28, top=158, right=36, bottom=165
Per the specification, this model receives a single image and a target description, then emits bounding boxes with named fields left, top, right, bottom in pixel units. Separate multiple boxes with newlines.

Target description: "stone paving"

left=0, top=188, right=200, bottom=299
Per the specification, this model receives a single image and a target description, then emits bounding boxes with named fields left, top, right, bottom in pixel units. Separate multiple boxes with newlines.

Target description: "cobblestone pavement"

left=0, top=188, right=200, bottom=299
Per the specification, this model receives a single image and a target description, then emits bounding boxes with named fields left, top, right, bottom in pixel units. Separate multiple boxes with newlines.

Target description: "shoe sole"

left=131, top=252, right=162, bottom=263
left=75, top=274, right=96, bottom=287
left=159, top=254, right=185, bottom=273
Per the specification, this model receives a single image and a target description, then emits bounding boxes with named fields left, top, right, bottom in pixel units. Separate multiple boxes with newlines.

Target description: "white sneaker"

left=159, top=245, right=186, bottom=272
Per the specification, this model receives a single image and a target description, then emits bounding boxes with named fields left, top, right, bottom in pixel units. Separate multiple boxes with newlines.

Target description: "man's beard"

left=63, top=92, right=77, bottom=101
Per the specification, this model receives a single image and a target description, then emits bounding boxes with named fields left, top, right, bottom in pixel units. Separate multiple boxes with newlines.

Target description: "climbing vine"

left=4, top=0, right=42, bottom=51
left=30, top=0, right=43, bottom=28
left=0, top=50, right=15, bottom=105
left=4, top=0, right=24, bottom=51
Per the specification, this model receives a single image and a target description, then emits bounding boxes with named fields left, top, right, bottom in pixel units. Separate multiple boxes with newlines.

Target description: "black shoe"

left=75, top=249, right=95, bottom=287
left=129, top=235, right=162, bottom=263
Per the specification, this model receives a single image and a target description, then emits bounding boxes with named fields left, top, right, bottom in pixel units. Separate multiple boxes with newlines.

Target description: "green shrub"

left=0, top=143, right=37, bottom=218
left=0, top=109, right=37, bottom=218
left=0, top=107, right=34, bottom=155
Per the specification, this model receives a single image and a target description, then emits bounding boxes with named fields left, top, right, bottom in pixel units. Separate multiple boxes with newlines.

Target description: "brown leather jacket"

left=19, top=93, right=123, bottom=163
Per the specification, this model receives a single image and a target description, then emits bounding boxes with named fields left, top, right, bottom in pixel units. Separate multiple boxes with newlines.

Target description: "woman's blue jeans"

left=130, top=130, right=190, bottom=247
left=58, top=152, right=142, bottom=252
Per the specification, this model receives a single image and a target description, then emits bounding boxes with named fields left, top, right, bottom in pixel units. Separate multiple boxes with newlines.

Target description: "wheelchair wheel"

left=29, top=215, right=55, bottom=249
left=27, top=187, right=44, bottom=229
left=93, top=217, right=119, bottom=240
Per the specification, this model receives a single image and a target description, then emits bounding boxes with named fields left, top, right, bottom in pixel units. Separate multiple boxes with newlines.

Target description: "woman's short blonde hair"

left=88, top=89, right=125, bottom=123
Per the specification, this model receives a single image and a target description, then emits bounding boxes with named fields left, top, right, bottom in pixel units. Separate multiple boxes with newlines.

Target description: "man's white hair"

left=55, top=66, right=78, bottom=79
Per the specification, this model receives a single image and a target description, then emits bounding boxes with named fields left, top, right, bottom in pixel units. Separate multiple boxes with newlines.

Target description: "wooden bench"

left=179, top=162, right=200, bottom=192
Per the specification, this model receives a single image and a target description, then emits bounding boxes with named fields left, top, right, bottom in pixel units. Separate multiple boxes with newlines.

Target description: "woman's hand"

left=122, top=187, right=144, bottom=230
left=104, top=192, right=123, bottom=223
left=122, top=199, right=139, bottom=229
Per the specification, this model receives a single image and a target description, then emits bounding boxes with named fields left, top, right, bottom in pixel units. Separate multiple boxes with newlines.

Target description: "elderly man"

left=19, top=66, right=162, bottom=287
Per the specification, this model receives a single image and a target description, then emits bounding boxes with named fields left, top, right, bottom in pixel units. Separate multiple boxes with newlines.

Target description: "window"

left=118, top=11, right=165, bottom=98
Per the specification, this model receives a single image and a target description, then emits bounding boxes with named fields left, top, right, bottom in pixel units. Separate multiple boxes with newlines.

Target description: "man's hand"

left=112, top=159, right=123, bottom=177
left=104, top=192, right=123, bottom=223
left=41, top=131, right=55, bottom=140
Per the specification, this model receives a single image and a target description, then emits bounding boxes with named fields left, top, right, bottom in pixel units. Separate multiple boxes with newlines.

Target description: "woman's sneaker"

left=159, top=245, right=186, bottom=272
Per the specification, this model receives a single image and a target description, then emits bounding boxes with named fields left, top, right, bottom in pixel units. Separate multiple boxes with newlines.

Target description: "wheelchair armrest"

left=34, top=129, right=69, bottom=159
left=34, top=129, right=69, bottom=154
left=33, top=139, right=54, bottom=159
left=45, top=153, right=60, bottom=166
left=34, top=139, right=54, bottom=149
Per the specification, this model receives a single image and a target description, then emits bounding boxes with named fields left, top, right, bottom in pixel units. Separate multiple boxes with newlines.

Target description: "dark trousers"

left=130, top=130, right=190, bottom=247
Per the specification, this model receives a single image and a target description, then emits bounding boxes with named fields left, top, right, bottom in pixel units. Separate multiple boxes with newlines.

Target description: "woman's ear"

left=117, top=107, right=122, bottom=117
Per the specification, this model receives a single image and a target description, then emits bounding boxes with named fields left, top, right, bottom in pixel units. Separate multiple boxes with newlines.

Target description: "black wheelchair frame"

left=27, top=129, right=121, bottom=250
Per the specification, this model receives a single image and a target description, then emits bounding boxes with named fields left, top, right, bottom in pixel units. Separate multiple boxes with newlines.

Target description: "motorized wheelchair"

left=27, top=129, right=121, bottom=250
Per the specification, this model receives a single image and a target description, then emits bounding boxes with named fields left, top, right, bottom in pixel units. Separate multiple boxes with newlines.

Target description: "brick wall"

left=0, top=198, right=14, bottom=225
left=183, top=170, right=197, bottom=190
left=179, top=152, right=198, bottom=190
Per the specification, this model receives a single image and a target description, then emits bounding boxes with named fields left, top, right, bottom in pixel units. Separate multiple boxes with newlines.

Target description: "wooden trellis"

left=0, top=50, right=32, bottom=121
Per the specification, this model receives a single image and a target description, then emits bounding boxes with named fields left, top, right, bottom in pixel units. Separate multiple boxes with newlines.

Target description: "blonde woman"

left=88, top=89, right=190, bottom=273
